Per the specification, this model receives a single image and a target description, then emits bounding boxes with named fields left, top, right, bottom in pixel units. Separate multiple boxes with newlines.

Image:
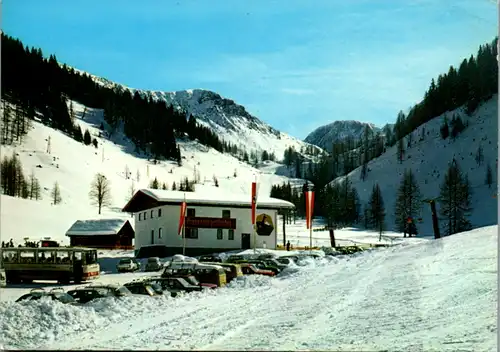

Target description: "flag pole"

left=310, top=217, right=313, bottom=254
left=182, top=192, right=186, bottom=256
left=253, top=177, right=257, bottom=254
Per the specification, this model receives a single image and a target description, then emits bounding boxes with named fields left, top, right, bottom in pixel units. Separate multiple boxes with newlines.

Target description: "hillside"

left=0, top=225, right=496, bottom=350
left=74, top=69, right=322, bottom=160
left=304, top=120, right=381, bottom=152
left=0, top=100, right=306, bottom=245
left=331, top=95, right=498, bottom=235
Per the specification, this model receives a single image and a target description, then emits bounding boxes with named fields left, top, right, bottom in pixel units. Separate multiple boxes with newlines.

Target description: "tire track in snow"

left=218, top=252, right=390, bottom=350
left=41, top=295, right=214, bottom=350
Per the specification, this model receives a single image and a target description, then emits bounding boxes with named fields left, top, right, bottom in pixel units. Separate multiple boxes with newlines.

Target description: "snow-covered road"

left=0, top=226, right=496, bottom=351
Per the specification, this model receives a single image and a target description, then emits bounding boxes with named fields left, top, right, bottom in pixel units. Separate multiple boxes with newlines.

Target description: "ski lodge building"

left=65, top=218, right=135, bottom=249
left=122, top=189, right=295, bottom=257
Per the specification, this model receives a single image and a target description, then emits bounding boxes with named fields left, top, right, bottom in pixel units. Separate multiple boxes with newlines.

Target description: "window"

left=228, top=229, right=234, bottom=240
left=222, top=210, right=230, bottom=218
left=144, top=212, right=147, bottom=220
left=217, top=229, right=223, bottom=240
left=185, top=208, right=198, bottom=239
left=38, top=250, right=55, bottom=264
left=139, top=213, right=142, bottom=221
left=151, top=230, right=154, bottom=244
left=186, top=228, right=198, bottom=239
left=158, top=208, right=162, bottom=217
left=150, top=210, right=154, bottom=218
left=158, top=228, right=162, bottom=239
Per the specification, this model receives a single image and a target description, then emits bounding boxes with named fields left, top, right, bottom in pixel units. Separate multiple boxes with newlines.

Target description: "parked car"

left=240, top=260, right=281, bottom=275
left=279, top=255, right=300, bottom=263
left=239, top=263, right=275, bottom=277
left=256, top=253, right=276, bottom=261
left=16, top=287, right=76, bottom=304
left=67, top=284, right=132, bottom=303
left=124, top=281, right=162, bottom=296
left=144, top=277, right=206, bottom=297
left=145, top=257, right=163, bottom=272
left=207, top=263, right=243, bottom=283
left=161, top=269, right=218, bottom=289
left=116, top=258, right=141, bottom=273
left=198, top=255, right=223, bottom=263
left=163, top=261, right=227, bottom=287
left=225, top=255, right=248, bottom=263
left=261, top=258, right=289, bottom=271
left=275, top=257, right=294, bottom=265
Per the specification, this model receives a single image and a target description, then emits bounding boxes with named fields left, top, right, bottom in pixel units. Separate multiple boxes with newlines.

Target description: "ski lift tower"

left=422, top=198, right=440, bottom=239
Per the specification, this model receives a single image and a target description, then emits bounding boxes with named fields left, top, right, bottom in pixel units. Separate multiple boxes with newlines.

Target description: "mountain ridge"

left=72, top=68, right=323, bottom=159
left=304, top=120, right=382, bottom=152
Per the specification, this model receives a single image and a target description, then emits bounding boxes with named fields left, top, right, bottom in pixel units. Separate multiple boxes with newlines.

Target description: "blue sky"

left=3, top=0, right=497, bottom=139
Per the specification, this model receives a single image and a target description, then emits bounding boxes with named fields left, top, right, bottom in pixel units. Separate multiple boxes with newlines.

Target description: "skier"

left=286, top=240, right=291, bottom=251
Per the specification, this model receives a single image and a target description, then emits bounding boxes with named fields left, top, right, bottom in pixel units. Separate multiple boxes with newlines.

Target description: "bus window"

left=84, top=251, right=97, bottom=265
left=74, top=252, right=82, bottom=262
left=56, top=251, right=71, bottom=264
left=2, top=250, right=17, bottom=264
left=37, top=250, right=55, bottom=264
left=20, top=250, right=36, bottom=264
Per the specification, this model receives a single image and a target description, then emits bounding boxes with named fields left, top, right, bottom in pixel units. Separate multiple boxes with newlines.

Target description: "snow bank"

left=0, top=225, right=496, bottom=351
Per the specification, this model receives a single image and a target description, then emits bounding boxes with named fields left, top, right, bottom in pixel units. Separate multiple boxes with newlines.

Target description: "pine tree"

left=394, top=169, right=422, bottom=236
left=51, top=181, right=62, bottom=205
left=360, top=157, right=368, bottom=181
left=83, top=129, right=91, bottom=145
left=440, top=116, right=449, bottom=139
left=475, top=145, right=484, bottom=166
left=73, top=125, right=83, bottom=142
left=367, top=183, right=385, bottom=239
left=149, top=177, right=159, bottom=189
left=439, top=160, right=472, bottom=236
left=485, top=163, right=493, bottom=188
left=397, top=138, right=404, bottom=164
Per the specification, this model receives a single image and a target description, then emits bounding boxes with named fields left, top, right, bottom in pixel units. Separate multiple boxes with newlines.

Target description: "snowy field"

left=0, top=225, right=496, bottom=351
left=279, top=218, right=427, bottom=248
left=0, top=100, right=304, bottom=246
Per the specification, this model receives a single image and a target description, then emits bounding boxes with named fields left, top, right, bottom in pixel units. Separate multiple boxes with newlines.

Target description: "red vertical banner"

left=251, top=181, right=257, bottom=224
left=178, top=200, right=187, bottom=236
left=305, top=190, right=315, bottom=229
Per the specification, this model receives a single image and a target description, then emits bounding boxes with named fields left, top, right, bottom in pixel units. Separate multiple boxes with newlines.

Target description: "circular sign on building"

left=255, top=213, right=274, bottom=236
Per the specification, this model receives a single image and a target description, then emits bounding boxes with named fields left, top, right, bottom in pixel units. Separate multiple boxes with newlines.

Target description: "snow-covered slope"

left=0, top=225, right=496, bottom=351
left=331, top=96, right=498, bottom=235
left=304, top=120, right=381, bottom=152
left=0, top=101, right=306, bottom=246
left=73, top=69, right=322, bottom=159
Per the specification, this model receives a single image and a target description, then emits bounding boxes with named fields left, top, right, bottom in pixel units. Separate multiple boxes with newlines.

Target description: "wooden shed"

left=65, top=219, right=135, bottom=249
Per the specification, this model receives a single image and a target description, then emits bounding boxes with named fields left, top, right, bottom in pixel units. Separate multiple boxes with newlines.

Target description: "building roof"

left=65, top=219, right=132, bottom=237
left=122, top=188, right=295, bottom=213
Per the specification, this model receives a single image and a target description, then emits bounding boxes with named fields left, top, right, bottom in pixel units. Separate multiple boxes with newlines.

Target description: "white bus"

left=1, top=247, right=100, bottom=284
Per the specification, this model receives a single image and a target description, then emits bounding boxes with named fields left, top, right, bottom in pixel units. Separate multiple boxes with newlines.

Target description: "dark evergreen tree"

left=439, top=160, right=472, bottom=235
left=485, top=163, right=493, bottom=188
left=83, top=129, right=91, bottom=145
left=149, top=177, right=160, bottom=189
left=367, top=183, right=385, bottom=238
left=394, top=169, right=422, bottom=237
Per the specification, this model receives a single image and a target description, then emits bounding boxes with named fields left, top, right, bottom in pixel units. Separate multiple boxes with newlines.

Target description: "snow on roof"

left=123, top=188, right=295, bottom=212
left=65, top=219, right=130, bottom=236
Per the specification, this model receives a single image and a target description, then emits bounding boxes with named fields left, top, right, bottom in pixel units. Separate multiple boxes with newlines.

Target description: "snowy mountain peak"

left=72, top=68, right=320, bottom=158
left=304, top=120, right=381, bottom=151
